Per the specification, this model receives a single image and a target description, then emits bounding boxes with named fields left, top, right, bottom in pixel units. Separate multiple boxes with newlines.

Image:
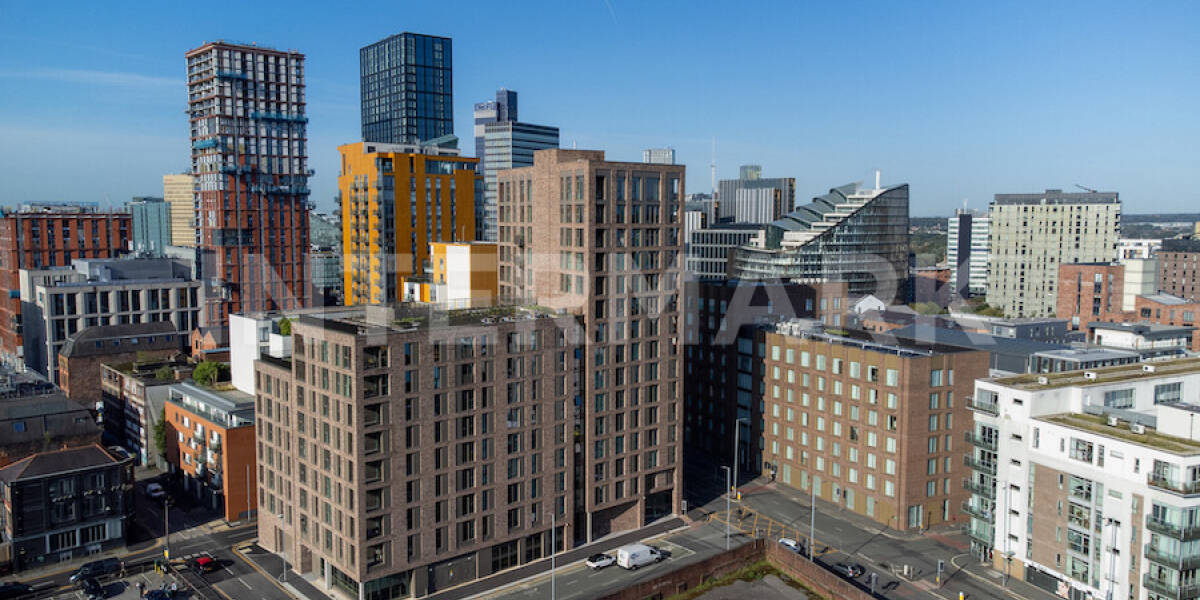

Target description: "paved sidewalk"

left=236, top=542, right=332, bottom=600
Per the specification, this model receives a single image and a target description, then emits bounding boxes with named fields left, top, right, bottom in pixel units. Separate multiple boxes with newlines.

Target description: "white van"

left=616, top=543, right=662, bottom=570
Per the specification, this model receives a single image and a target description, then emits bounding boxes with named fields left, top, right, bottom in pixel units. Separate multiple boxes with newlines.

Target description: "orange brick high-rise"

left=187, top=41, right=311, bottom=325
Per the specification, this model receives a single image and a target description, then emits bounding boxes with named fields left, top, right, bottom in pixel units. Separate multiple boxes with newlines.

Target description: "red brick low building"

left=1134, top=292, right=1200, bottom=351
left=1056, top=263, right=1130, bottom=329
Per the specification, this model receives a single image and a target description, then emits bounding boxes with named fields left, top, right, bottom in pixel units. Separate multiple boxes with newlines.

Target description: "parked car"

left=778, top=538, right=803, bottom=553
left=834, top=562, right=865, bottom=578
left=191, top=555, right=219, bottom=575
left=76, top=577, right=104, bottom=600
left=0, top=583, right=33, bottom=599
left=69, top=558, right=123, bottom=583
left=585, top=553, right=615, bottom=569
left=145, top=482, right=166, bottom=500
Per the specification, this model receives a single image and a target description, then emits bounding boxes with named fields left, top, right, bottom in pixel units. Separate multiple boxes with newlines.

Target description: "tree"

left=192, top=361, right=228, bottom=386
left=278, top=317, right=292, bottom=336
left=152, top=408, right=167, bottom=457
left=154, top=365, right=174, bottom=381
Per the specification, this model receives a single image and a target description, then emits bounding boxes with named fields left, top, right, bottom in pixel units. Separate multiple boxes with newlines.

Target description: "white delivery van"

left=616, top=543, right=661, bottom=570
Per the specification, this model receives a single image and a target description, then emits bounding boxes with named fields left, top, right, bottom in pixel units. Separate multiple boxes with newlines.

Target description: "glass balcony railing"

left=963, top=478, right=996, bottom=498
left=1146, top=515, right=1200, bottom=541
left=1148, top=475, right=1200, bottom=496
left=962, top=524, right=994, bottom=546
left=964, top=455, right=998, bottom=475
left=966, top=396, right=999, bottom=416
left=1145, top=544, right=1200, bottom=570
left=1143, top=574, right=1200, bottom=599
left=961, top=501, right=993, bottom=522
left=964, top=431, right=998, bottom=451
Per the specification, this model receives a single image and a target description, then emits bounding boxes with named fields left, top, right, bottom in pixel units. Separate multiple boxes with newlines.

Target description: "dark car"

left=191, top=555, right=219, bottom=575
left=145, top=590, right=172, bottom=600
left=76, top=577, right=104, bottom=600
left=0, top=583, right=33, bottom=599
left=69, top=558, right=123, bottom=583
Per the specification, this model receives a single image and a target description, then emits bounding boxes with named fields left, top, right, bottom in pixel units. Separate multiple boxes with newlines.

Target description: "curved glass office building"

left=731, top=182, right=909, bottom=299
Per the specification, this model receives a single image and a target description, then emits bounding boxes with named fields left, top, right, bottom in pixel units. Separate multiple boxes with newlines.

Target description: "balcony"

left=1148, top=475, right=1200, bottom=497
left=963, top=478, right=996, bottom=499
left=1146, top=515, right=1200, bottom=541
left=966, top=396, right=999, bottom=417
left=1146, top=544, right=1200, bottom=570
left=964, top=431, right=998, bottom=451
left=961, top=501, right=994, bottom=522
left=961, top=524, right=994, bottom=546
left=1143, top=574, right=1200, bottom=600
left=963, top=455, right=997, bottom=476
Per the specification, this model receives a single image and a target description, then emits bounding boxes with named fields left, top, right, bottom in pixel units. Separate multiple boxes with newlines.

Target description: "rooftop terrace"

left=991, top=357, right=1200, bottom=390
left=1039, top=412, right=1200, bottom=455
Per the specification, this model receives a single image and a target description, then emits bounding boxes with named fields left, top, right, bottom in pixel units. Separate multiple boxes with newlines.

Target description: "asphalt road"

left=19, top=480, right=289, bottom=600
left=485, top=520, right=747, bottom=600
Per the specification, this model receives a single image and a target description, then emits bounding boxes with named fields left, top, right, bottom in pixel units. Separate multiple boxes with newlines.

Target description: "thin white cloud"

left=0, top=68, right=178, bottom=88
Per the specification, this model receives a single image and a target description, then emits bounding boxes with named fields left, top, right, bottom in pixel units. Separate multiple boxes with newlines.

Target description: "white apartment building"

left=1120, top=239, right=1163, bottom=260
left=964, top=358, right=1200, bottom=600
left=987, top=189, right=1120, bottom=318
left=19, top=258, right=200, bottom=383
left=948, top=208, right=990, bottom=297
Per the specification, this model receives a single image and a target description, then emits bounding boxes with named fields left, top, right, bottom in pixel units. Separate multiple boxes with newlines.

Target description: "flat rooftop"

left=298, top=304, right=574, bottom=336
left=1038, top=412, right=1200, bottom=455
left=1032, top=347, right=1140, bottom=362
left=772, top=321, right=979, bottom=358
left=991, top=357, right=1200, bottom=391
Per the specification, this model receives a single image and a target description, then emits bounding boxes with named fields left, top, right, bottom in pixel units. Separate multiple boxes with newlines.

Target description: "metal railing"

left=1148, top=475, right=1200, bottom=496
left=965, top=396, right=999, bottom=416
left=1146, top=515, right=1200, bottom=541
left=964, top=431, right=998, bottom=451
left=963, top=455, right=998, bottom=475
left=1145, top=544, right=1200, bottom=570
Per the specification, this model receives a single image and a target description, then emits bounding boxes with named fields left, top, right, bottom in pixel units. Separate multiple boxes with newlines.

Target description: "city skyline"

left=1, top=2, right=1198, bottom=215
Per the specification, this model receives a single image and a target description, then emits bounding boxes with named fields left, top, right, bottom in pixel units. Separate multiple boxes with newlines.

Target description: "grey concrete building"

left=686, top=222, right=766, bottom=279
left=986, top=189, right=1120, bottom=318
left=717, top=166, right=795, bottom=224
left=19, top=258, right=200, bottom=383
left=129, top=196, right=171, bottom=257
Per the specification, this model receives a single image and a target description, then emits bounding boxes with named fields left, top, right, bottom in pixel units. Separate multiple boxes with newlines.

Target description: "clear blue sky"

left=2, top=1, right=1197, bottom=216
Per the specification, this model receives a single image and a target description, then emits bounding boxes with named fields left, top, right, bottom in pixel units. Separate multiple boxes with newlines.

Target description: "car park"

left=585, top=553, right=615, bottom=569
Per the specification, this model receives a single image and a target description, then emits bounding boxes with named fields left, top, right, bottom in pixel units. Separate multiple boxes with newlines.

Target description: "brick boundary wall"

left=593, top=540, right=876, bottom=600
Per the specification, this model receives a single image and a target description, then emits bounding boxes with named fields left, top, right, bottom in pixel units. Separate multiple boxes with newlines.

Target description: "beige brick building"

left=497, top=149, right=684, bottom=539
left=761, top=320, right=989, bottom=530
left=987, top=190, right=1120, bottom=318
left=254, top=305, right=581, bottom=599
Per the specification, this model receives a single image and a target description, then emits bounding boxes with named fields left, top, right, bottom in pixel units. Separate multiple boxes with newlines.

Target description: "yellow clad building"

left=402, top=242, right=498, bottom=308
left=163, top=173, right=195, bottom=247
left=339, top=141, right=480, bottom=305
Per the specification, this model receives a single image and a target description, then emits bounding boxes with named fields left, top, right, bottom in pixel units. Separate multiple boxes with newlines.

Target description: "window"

left=1103, top=388, right=1134, bottom=409
left=1155, top=382, right=1182, bottom=404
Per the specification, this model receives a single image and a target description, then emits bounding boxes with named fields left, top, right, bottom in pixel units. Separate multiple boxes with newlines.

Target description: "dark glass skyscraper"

left=360, top=32, right=453, bottom=144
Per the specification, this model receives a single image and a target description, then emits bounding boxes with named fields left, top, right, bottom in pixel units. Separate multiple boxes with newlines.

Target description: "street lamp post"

left=277, top=513, right=287, bottom=583
left=732, top=417, right=748, bottom=501
left=720, top=466, right=731, bottom=550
